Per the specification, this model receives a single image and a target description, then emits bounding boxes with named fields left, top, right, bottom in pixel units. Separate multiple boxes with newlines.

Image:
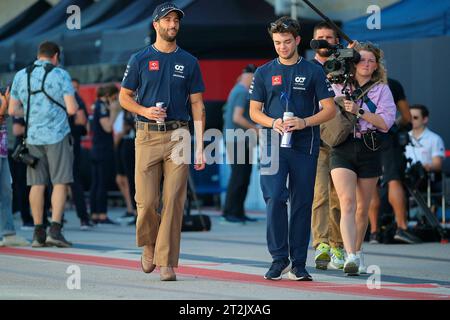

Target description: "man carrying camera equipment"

left=368, top=78, right=422, bottom=244
left=330, top=43, right=396, bottom=275
left=8, top=41, right=79, bottom=248
left=310, top=22, right=346, bottom=271
left=0, top=87, right=29, bottom=247
left=250, top=17, right=336, bottom=281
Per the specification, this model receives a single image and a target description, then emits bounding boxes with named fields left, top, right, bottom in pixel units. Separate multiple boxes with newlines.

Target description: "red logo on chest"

left=272, top=75, right=282, bottom=86
left=149, top=61, right=159, bottom=71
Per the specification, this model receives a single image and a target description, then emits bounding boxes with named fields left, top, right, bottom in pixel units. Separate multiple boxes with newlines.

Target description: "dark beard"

left=160, top=28, right=178, bottom=42
left=316, top=49, right=332, bottom=58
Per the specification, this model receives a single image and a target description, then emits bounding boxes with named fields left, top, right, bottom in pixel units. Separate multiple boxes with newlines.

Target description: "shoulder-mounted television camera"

left=310, top=39, right=361, bottom=84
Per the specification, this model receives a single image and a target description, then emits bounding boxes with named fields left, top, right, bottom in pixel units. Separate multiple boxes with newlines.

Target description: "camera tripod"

left=403, top=163, right=448, bottom=243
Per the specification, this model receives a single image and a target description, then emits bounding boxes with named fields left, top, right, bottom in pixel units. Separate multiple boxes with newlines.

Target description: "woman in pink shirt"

left=329, top=42, right=396, bottom=275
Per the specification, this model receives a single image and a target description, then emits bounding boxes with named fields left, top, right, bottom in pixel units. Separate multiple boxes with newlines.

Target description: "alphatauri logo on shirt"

left=272, top=76, right=282, bottom=86
left=149, top=61, right=159, bottom=71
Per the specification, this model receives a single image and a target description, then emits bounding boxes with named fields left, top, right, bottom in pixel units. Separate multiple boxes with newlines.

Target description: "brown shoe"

left=141, top=245, right=156, bottom=274
left=141, top=255, right=156, bottom=273
left=160, top=266, right=176, bottom=281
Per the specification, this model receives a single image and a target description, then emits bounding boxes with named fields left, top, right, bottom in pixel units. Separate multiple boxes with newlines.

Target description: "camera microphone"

left=310, top=39, right=331, bottom=50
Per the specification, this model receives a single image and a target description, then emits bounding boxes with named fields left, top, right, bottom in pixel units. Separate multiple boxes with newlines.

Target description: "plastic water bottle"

left=156, top=102, right=166, bottom=124
left=280, top=112, right=294, bottom=148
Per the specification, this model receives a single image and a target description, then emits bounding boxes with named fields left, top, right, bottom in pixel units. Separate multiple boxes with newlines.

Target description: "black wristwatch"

left=357, top=108, right=365, bottom=118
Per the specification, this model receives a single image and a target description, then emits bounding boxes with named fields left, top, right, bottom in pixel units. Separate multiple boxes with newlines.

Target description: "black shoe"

left=288, top=266, right=313, bottom=281
left=97, top=217, right=119, bottom=225
left=394, top=228, right=422, bottom=244
left=369, top=232, right=380, bottom=244
left=242, top=215, right=258, bottom=222
left=264, top=259, right=291, bottom=280
left=46, top=222, right=72, bottom=248
left=31, top=225, right=47, bottom=248
left=80, top=219, right=95, bottom=231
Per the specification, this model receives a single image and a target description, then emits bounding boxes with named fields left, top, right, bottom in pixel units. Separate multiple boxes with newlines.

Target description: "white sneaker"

left=2, top=235, right=30, bottom=247
left=343, top=253, right=360, bottom=275
left=356, top=250, right=367, bottom=274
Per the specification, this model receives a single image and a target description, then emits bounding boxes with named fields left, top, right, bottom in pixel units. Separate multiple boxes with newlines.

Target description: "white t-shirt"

left=113, top=111, right=124, bottom=135
left=405, top=128, right=445, bottom=165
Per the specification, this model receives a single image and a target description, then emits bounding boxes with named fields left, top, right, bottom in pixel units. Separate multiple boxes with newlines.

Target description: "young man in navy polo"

left=119, top=2, right=206, bottom=282
left=249, top=17, right=336, bottom=281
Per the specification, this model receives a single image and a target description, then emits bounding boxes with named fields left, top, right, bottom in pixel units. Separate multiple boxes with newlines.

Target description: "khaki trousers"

left=134, top=126, right=189, bottom=267
left=312, top=144, right=343, bottom=249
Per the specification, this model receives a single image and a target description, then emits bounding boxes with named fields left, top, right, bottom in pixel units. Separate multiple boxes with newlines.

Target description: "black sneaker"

left=46, top=222, right=72, bottom=248
left=394, top=228, right=422, bottom=244
left=31, top=225, right=47, bottom=248
left=264, top=259, right=291, bottom=281
left=288, top=267, right=313, bottom=281
left=97, top=217, right=119, bottom=225
left=369, top=232, right=380, bottom=244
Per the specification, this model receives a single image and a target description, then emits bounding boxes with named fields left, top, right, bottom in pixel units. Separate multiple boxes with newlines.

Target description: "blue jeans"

left=0, top=156, right=15, bottom=237
left=261, top=147, right=318, bottom=269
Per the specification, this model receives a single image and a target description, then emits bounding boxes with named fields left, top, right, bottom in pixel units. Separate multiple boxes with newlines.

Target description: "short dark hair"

left=103, top=83, right=119, bottom=97
left=410, top=104, right=429, bottom=118
left=268, top=16, right=300, bottom=39
left=72, top=78, right=80, bottom=84
left=313, top=22, right=338, bottom=38
left=96, top=85, right=106, bottom=99
left=38, top=41, right=60, bottom=58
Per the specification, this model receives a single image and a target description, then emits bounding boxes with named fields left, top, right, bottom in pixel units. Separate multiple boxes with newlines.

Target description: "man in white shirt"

left=405, top=104, right=446, bottom=173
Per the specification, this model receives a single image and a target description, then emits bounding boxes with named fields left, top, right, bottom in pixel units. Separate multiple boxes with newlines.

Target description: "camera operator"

left=310, top=22, right=345, bottom=271
left=405, top=104, right=445, bottom=178
left=330, top=42, right=396, bottom=275
left=8, top=41, right=78, bottom=248
left=368, top=78, right=421, bottom=244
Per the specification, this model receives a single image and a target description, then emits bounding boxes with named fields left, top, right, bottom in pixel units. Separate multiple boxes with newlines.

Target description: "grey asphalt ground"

left=1, top=207, right=450, bottom=300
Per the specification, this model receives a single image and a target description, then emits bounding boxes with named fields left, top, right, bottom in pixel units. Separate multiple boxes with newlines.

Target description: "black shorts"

left=380, top=134, right=406, bottom=184
left=330, top=137, right=382, bottom=178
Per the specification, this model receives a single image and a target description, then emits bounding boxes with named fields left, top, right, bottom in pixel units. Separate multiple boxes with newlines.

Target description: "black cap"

left=243, top=64, right=257, bottom=74
left=152, top=2, right=185, bottom=22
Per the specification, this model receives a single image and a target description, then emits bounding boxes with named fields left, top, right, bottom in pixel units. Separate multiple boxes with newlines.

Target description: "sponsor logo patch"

left=272, top=75, right=282, bottom=86
left=149, top=61, right=159, bottom=71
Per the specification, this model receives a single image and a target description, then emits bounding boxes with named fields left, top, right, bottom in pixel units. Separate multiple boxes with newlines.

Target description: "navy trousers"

left=261, top=147, right=318, bottom=269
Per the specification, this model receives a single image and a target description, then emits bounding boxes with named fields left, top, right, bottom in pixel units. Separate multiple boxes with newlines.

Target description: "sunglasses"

left=269, top=21, right=298, bottom=32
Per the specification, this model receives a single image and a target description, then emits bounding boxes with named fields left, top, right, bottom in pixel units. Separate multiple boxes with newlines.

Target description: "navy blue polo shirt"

left=249, top=57, right=334, bottom=155
left=91, top=100, right=114, bottom=160
left=121, top=45, right=205, bottom=122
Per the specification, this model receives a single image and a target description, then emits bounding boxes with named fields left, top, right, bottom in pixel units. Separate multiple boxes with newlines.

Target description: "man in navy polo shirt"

left=119, top=2, right=206, bottom=282
left=249, top=16, right=336, bottom=281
